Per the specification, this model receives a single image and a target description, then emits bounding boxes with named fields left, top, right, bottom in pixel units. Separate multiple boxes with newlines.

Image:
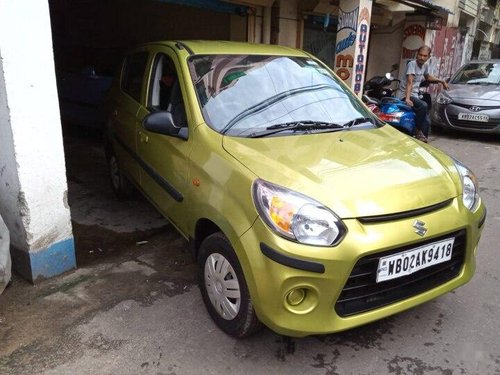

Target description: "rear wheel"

left=107, top=147, right=134, bottom=199
left=198, top=232, right=262, bottom=338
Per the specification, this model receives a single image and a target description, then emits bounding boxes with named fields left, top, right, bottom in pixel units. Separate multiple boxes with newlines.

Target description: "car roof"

left=141, top=40, right=309, bottom=57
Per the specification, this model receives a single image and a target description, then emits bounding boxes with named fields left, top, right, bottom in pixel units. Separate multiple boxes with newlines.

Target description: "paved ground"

left=0, top=128, right=499, bottom=375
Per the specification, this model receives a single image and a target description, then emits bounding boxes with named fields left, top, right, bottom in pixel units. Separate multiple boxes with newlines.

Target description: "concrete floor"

left=0, top=128, right=499, bottom=375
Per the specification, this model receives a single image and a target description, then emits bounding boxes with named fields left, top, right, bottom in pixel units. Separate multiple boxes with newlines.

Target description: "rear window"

left=121, top=52, right=149, bottom=102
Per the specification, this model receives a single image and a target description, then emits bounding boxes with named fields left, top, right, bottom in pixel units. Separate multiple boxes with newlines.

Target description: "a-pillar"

left=333, top=0, right=373, bottom=96
left=0, top=1, right=76, bottom=282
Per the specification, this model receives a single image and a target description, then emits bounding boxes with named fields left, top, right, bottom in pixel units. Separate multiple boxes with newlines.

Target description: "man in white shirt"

left=399, top=46, right=449, bottom=142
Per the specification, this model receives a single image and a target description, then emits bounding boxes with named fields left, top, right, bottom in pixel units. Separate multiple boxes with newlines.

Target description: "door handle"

left=138, top=131, right=149, bottom=143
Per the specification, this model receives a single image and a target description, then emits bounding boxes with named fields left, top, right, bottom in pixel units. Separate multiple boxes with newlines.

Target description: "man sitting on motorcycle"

left=399, top=45, right=449, bottom=142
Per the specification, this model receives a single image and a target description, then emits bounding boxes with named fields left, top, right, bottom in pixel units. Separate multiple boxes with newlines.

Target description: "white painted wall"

left=0, top=58, right=26, bottom=248
left=0, top=1, right=73, bottom=252
left=367, top=22, right=405, bottom=81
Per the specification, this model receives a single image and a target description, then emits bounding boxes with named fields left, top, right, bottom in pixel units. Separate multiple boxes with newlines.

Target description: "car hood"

left=222, top=127, right=458, bottom=219
left=447, top=83, right=500, bottom=103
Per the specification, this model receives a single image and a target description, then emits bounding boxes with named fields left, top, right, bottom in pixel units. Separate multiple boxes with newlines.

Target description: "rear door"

left=110, top=51, right=149, bottom=185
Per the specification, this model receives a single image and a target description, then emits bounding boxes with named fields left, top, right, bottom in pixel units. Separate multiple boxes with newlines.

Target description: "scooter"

left=363, top=73, right=432, bottom=137
left=373, top=97, right=417, bottom=135
left=363, top=73, right=416, bottom=135
left=364, top=73, right=399, bottom=100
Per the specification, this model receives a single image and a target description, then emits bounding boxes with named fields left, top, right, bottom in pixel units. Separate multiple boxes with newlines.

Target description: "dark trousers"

left=411, top=96, right=429, bottom=137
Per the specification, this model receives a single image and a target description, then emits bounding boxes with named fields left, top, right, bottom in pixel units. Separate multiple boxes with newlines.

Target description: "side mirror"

left=143, top=111, right=188, bottom=140
left=385, top=72, right=393, bottom=80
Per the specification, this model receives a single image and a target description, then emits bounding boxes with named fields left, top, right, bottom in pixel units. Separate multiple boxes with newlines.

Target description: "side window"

left=149, top=54, right=187, bottom=127
left=121, top=52, right=149, bottom=102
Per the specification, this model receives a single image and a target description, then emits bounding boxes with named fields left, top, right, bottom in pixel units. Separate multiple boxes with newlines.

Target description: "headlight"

left=252, top=179, right=346, bottom=246
left=452, top=158, right=479, bottom=211
left=436, top=91, right=452, bottom=105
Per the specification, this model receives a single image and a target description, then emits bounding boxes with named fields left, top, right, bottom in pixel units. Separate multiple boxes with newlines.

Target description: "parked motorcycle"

left=363, top=73, right=399, bottom=100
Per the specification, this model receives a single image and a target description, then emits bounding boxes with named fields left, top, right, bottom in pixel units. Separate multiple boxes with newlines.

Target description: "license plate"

left=458, top=113, right=489, bottom=122
left=376, top=238, right=455, bottom=283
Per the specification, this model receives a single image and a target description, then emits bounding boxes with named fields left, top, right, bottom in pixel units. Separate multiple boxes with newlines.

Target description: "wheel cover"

left=204, top=252, right=241, bottom=320
left=109, top=156, right=120, bottom=189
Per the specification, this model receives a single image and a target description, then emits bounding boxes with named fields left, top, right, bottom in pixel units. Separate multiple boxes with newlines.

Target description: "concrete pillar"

left=333, top=0, right=373, bottom=96
left=248, top=7, right=263, bottom=43
left=262, top=6, right=272, bottom=43
left=0, top=1, right=76, bottom=282
left=276, top=0, right=300, bottom=48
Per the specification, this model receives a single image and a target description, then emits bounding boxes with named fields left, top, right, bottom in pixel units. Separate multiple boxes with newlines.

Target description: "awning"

left=154, top=0, right=248, bottom=13
left=381, top=0, right=454, bottom=15
left=220, top=0, right=275, bottom=7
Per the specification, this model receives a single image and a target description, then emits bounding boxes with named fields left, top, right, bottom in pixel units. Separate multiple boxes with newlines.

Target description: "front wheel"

left=198, top=233, right=262, bottom=338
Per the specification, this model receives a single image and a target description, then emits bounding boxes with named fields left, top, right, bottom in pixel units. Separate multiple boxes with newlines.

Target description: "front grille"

left=446, top=108, right=500, bottom=130
left=452, top=102, right=500, bottom=111
left=335, top=230, right=466, bottom=317
left=358, top=199, right=452, bottom=224
left=447, top=113, right=499, bottom=130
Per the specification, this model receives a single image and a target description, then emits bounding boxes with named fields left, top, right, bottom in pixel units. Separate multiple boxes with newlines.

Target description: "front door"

left=136, top=49, right=192, bottom=234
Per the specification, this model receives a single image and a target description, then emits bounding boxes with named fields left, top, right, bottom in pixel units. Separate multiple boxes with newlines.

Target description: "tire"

left=198, top=232, right=262, bottom=338
left=106, top=147, right=134, bottom=199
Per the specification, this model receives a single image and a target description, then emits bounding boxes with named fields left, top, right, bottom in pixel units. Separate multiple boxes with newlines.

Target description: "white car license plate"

left=376, top=238, right=455, bottom=283
left=458, top=113, right=489, bottom=122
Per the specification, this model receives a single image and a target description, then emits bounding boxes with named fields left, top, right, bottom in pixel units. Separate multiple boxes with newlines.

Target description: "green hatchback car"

left=105, top=41, right=486, bottom=338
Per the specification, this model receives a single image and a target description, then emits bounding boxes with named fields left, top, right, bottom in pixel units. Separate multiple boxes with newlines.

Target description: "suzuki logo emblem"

left=470, top=106, right=481, bottom=112
left=413, top=220, right=427, bottom=237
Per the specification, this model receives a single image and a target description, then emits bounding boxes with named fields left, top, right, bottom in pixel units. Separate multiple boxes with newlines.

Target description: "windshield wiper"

left=342, top=117, right=375, bottom=128
left=247, top=120, right=349, bottom=138
left=248, top=118, right=376, bottom=138
left=221, top=84, right=338, bottom=134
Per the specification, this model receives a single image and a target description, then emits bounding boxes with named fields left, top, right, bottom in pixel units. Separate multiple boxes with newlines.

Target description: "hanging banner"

left=334, top=0, right=373, bottom=95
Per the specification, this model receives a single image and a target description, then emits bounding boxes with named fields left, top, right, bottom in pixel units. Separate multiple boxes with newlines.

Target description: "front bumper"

left=236, top=197, right=486, bottom=337
left=431, top=103, right=500, bottom=134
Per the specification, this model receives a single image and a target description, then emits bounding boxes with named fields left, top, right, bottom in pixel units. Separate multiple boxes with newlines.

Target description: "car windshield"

left=187, top=54, right=380, bottom=137
left=451, top=62, right=500, bottom=85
